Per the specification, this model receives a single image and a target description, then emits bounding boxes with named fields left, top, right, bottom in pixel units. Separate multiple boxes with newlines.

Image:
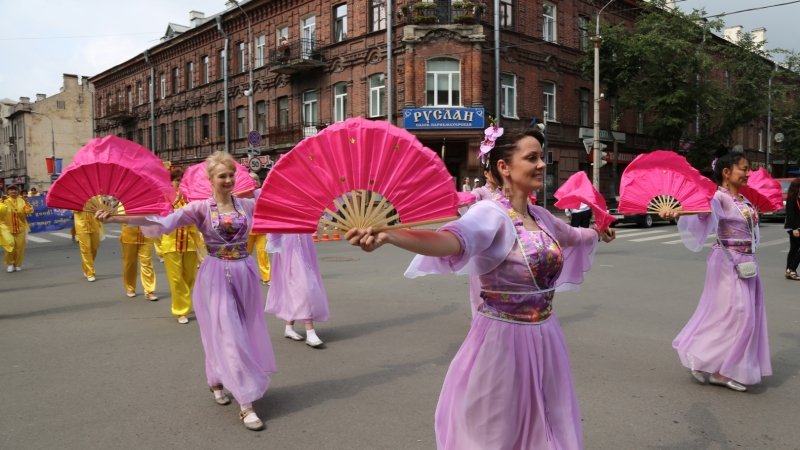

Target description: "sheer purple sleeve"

left=677, top=196, right=719, bottom=252
left=404, top=201, right=516, bottom=278
left=266, top=233, right=285, bottom=254
left=127, top=201, right=205, bottom=239
left=532, top=206, right=599, bottom=292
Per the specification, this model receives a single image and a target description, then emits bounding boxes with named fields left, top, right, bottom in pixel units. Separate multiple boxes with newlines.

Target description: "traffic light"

left=590, top=142, right=608, bottom=167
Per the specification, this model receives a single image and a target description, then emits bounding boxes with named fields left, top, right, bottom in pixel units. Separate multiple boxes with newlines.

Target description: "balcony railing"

left=400, top=1, right=484, bottom=25
left=267, top=122, right=328, bottom=148
left=101, top=102, right=136, bottom=121
left=268, top=38, right=327, bottom=75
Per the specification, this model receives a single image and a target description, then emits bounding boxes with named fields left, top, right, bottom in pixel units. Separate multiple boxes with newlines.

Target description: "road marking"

left=630, top=232, right=682, bottom=242
left=758, top=239, right=787, bottom=248
left=51, top=232, right=73, bottom=239
left=665, top=234, right=716, bottom=245
left=26, top=235, right=51, bottom=243
left=615, top=230, right=666, bottom=239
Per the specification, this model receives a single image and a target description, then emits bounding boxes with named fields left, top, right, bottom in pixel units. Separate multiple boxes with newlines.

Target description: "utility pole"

left=592, top=0, right=616, bottom=190
left=216, top=16, right=230, bottom=153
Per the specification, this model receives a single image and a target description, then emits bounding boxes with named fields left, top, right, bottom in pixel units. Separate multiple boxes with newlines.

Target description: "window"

left=302, top=90, right=319, bottom=137
left=255, top=35, right=265, bottom=67
left=368, top=74, right=386, bottom=117
left=578, top=15, right=590, bottom=51
left=500, top=0, right=514, bottom=29
left=159, top=73, right=166, bottom=99
left=137, top=81, right=143, bottom=105
left=56, top=100, right=66, bottom=110
left=201, top=114, right=210, bottom=141
left=172, top=120, right=181, bottom=148
left=370, top=0, right=386, bottom=32
left=543, top=3, right=556, bottom=43
left=301, top=16, right=317, bottom=59
left=238, top=42, right=246, bottom=73
left=126, top=86, right=132, bottom=111
left=543, top=81, right=556, bottom=121
left=137, top=129, right=144, bottom=146
left=186, top=117, right=195, bottom=146
left=636, top=111, right=644, bottom=134
left=159, top=123, right=167, bottom=150
left=500, top=73, right=517, bottom=118
left=277, top=96, right=289, bottom=127
left=426, top=58, right=460, bottom=107
left=276, top=26, right=289, bottom=45
left=171, top=67, right=179, bottom=93
left=333, top=4, right=347, bottom=42
left=219, top=49, right=226, bottom=79
left=202, top=56, right=210, bottom=84
left=147, top=77, right=152, bottom=102
left=217, top=110, right=225, bottom=139
left=186, top=62, right=195, bottom=90
left=236, top=106, right=246, bottom=138
left=579, top=89, right=590, bottom=127
left=256, top=101, right=267, bottom=134
left=333, top=83, right=347, bottom=122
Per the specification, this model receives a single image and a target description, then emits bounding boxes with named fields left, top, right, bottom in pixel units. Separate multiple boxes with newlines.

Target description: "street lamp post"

left=592, top=0, right=616, bottom=190
left=216, top=16, right=231, bottom=153
left=232, top=0, right=254, bottom=135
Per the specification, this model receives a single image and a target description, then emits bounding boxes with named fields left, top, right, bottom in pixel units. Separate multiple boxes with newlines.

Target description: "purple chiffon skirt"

left=264, top=236, right=329, bottom=322
left=673, top=249, right=771, bottom=385
left=193, top=256, right=276, bottom=404
left=435, top=313, right=582, bottom=450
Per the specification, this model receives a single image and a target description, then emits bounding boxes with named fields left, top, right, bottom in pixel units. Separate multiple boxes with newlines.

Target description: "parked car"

left=607, top=201, right=674, bottom=228
left=760, top=177, right=794, bottom=221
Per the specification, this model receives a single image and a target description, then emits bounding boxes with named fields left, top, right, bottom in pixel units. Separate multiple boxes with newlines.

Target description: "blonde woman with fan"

left=97, top=151, right=276, bottom=431
left=660, top=147, right=771, bottom=392
left=347, top=126, right=615, bottom=450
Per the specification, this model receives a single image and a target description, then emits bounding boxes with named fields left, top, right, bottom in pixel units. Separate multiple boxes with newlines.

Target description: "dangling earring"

left=502, top=178, right=513, bottom=199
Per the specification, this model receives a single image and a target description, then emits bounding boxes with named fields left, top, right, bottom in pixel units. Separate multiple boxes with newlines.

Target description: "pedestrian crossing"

left=612, top=226, right=789, bottom=250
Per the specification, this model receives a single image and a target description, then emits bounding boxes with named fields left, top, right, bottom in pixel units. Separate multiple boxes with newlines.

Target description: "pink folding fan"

left=553, top=171, right=616, bottom=232
left=253, top=117, right=459, bottom=234
left=618, top=150, right=716, bottom=215
left=741, top=167, right=783, bottom=212
left=180, top=160, right=257, bottom=201
left=46, top=135, right=174, bottom=215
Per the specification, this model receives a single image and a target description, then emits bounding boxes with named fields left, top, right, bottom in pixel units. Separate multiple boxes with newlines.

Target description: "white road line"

left=26, top=235, right=51, bottom=243
left=758, top=239, right=787, bottom=248
left=630, top=232, right=682, bottom=242
left=51, top=232, right=73, bottom=239
left=664, top=234, right=716, bottom=245
left=615, top=230, right=667, bottom=239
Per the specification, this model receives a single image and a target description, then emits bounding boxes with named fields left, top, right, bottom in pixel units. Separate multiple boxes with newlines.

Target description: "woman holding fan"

left=661, top=148, right=771, bottom=392
left=346, top=126, right=614, bottom=449
left=97, top=151, right=275, bottom=431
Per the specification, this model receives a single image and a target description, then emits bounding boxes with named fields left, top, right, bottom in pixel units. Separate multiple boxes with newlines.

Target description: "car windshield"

left=781, top=180, right=792, bottom=193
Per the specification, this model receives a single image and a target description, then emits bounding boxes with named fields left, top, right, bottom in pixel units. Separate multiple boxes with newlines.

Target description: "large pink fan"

left=180, top=160, right=257, bottom=201
left=457, top=191, right=477, bottom=208
left=741, top=168, right=783, bottom=212
left=253, top=117, right=459, bottom=234
left=618, top=150, right=716, bottom=214
left=46, top=135, right=174, bottom=215
left=553, top=171, right=616, bottom=232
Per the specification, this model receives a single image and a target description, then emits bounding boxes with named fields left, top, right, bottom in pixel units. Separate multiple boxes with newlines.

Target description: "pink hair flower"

left=478, top=125, right=504, bottom=164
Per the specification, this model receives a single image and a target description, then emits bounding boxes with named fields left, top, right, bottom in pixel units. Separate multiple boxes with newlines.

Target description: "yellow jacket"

left=73, top=211, right=103, bottom=234
left=120, top=223, right=153, bottom=244
left=159, top=194, right=203, bottom=253
left=1, top=196, right=34, bottom=234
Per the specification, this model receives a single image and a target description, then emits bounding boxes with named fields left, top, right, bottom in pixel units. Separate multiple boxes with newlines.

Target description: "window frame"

left=277, top=96, right=290, bottom=128
left=333, top=4, right=348, bottom=42
left=500, top=0, right=514, bottom=30
left=370, top=0, right=387, bottom=32
left=333, top=82, right=348, bottom=122
left=256, top=101, right=267, bottom=134
left=425, top=58, right=461, bottom=107
left=542, top=81, right=557, bottom=122
left=543, top=2, right=557, bottom=43
left=236, top=106, right=247, bottom=138
left=202, top=56, right=210, bottom=84
left=255, top=35, right=266, bottom=67
left=578, top=15, right=590, bottom=51
left=368, top=74, right=386, bottom=118
left=500, top=73, right=517, bottom=119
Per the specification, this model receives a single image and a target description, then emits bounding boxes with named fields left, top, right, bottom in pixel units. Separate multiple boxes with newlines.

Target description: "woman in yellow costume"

left=1, top=185, right=34, bottom=272
left=72, top=204, right=104, bottom=282
left=119, top=197, right=159, bottom=301
left=245, top=172, right=270, bottom=285
left=161, top=166, right=204, bottom=324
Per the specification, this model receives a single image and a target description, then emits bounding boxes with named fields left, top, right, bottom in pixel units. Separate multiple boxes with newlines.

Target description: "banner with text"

left=403, top=107, right=485, bottom=130
left=27, top=197, right=74, bottom=233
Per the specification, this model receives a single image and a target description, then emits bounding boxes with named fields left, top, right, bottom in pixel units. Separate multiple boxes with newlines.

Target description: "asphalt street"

left=1, top=219, right=799, bottom=449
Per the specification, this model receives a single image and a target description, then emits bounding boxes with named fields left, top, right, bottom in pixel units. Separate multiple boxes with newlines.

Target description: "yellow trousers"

left=121, top=242, right=156, bottom=295
left=3, top=233, right=26, bottom=267
left=246, top=234, right=271, bottom=282
left=76, top=231, right=100, bottom=277
left=162, top=251, right=198, bottom=317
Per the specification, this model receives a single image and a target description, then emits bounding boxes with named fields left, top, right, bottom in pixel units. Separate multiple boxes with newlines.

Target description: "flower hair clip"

left=479, top=119, right=503, bottom=166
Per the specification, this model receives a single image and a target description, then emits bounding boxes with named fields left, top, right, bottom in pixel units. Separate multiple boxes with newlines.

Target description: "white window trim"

left=256, top=35, right=266, bottom=67
left=543, top=2, right=557, bottom=43
left=368, top=75, right=385, bottom=118
left=426, top=60, right=461, bottom=107
left=543, top=81, right=557, bottom=122
left=501, top=73, right=518, bottom=119
left=333, top=83, right=347, bottom=122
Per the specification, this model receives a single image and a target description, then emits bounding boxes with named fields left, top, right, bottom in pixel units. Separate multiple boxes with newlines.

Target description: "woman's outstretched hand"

left=658, top=209, right=681, bottom=221
left=600, top=228, right=615, bottom=243
left=94, top=210, right=113, bottom=223
left=345, top=227, right=388, bottom=252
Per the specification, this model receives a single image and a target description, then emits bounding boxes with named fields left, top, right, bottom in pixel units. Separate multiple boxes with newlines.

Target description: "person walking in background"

left=160, top=166, right=203, bottom=324
left=461, top=176, right=472, bottom=192
left=566, top=202, right=593, bottom=228
left=120, top=222, right=158, bottom=301
left=72, top=209, right=103, bottom=282
left=1, top=185, right=34, bottom=272
left=661, top=147, right=771, bottom=392
left=783, top=178, right=800, bottom=280
left=265, top=233, right=329, bottom=347
left=246, top=173, right=271, bottom=285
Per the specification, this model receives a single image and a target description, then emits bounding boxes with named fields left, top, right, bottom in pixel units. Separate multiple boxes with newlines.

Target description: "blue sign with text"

left=27, top=197, right=73, bottom=233
left=403, top=107, right=485, bottom=130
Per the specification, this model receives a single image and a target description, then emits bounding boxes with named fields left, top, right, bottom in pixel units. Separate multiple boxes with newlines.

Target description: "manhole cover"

left=320, top=256, right=358, bottom=262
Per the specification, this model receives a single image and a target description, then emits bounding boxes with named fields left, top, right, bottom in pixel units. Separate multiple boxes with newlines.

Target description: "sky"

left=1, top=0, right=798, bottom=102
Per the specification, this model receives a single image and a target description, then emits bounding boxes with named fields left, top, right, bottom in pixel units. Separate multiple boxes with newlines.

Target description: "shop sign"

left=578, top=127, right=626, bottom=144
left=403, top=107, right=485, bottom=130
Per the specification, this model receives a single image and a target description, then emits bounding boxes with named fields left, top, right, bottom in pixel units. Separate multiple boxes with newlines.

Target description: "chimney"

left=19, top=96, right=30, bottom=105
left=225, top=1, right=238, bottom=9
left=189, top=10, right=205, bottom=27
left=35, top=93, right=47, bottom=102
left=751, top=27, right=767, bottom=47
left=724, top=25, right=743, bottom=43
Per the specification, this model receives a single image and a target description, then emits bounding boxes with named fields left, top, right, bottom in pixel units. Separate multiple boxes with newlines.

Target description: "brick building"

left=87, top=0, right=685, bottom=203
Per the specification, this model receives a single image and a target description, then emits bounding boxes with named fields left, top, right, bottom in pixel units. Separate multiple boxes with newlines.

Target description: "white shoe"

left=14, top=266, right=21, bottom=272
left=305, top=333, right=324, bottom=348
left=87, top=276, right=96, bottom=282
left=691, top=370, right=707, bottom=384
left=239, top=408, right=264, bottom=431
left=177, top=316, right=189, bottom=324
left=284, top=328, right=304, bottom=341
left=6, top=265, right=14, bottom=273
left=126, top=291, right=136, bottom=298
left=145, top=293, right=159, bottom=301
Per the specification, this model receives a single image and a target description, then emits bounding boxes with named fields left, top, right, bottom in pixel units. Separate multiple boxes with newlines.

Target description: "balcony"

left=102, top=102, right=136, bottom=122
left=267, top=122, right=328, bottom=149
left=400, top=1, right=484, bottom=25
left=268, top=38, right=327, bottom=75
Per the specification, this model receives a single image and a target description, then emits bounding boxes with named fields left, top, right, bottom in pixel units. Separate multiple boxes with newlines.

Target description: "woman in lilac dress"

left=98, top=151, right=276, bottom=430
left=265, top=233, right=330, bottom=347
left=346, top=127, right=614, bottom=449
left=664, top=149, right=771, bottom=392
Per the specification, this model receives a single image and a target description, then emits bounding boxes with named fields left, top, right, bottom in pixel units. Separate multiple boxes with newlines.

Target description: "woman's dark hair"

left=170, top=165, right=184, bottom=182
left=712, top=145, right=748, bottom=185
left=487, top=127, right=546, bottom=188
left=787, top=178, right=800, bottom=203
